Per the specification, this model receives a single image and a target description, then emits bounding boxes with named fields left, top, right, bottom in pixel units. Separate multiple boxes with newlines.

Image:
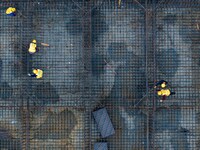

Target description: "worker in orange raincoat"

left=28, top=69, right=43, bottom=79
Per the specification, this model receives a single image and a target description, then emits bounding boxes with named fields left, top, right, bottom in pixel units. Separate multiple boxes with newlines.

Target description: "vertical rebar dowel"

left=20, top=2, right=34, bottom=148
left=151, top=0, right=157, bottom=149
left=145, top=0, right=149, bottom=150
left=82, top=1, right=92, bottom=150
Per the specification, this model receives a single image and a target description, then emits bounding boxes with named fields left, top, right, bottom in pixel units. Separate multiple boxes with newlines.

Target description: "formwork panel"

left=153, top=1, right=200, bottom=149
left=1, top=1, right=85, bottom=149
left=30, top=1, right=84, bottom=107
left=90, top=1, right=147, bottom=150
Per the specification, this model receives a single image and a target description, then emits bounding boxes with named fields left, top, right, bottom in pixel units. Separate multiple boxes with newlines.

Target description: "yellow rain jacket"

left=33, top=69, right=43, bottom=79
left=157, top=89, right=171, bottom=96
left=28, top=41, right=37, bottom=54
left=6, top=7, right=16, bottom=15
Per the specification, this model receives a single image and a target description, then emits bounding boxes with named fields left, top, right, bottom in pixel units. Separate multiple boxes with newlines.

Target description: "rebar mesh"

left=0, top=0, right=200, bottom=149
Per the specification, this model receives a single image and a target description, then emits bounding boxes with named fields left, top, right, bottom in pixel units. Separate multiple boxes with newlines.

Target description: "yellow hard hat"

left=161, top=82, right=166, bottom=88
left=32, top=39, right=36, bottom=43
left=157, top=91, right=162, bottom=96
left=33, top=69, right=38, bottom=74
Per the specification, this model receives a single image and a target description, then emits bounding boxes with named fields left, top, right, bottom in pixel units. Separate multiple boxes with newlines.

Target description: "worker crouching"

left=28, top=40, right=38, bottom=54
left=154, top=80, right=175, bottom=102
left=28, top=69, right=43, bottom=79
left=6, top=7, right=16, bottom=16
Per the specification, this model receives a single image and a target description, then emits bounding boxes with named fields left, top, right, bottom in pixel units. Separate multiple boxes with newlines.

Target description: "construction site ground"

left=0, top=0, right=200, bottom=149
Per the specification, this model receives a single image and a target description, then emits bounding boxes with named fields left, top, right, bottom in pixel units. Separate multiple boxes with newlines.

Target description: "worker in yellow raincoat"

left=157, top=89, right=175, bottom=102
left=28, top=69, right=43, bottom=79
left=6, top=7, right=16, bottom=16
left=28, top=39, right=37, bottom=54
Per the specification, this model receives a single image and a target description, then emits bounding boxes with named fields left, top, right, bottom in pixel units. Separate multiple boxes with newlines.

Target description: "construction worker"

left=6, top=7, right=16, bottom=16
left=154, top=80, right=168, bottom=88
left=28, top=39, right=37, bottom=54
left=28, top=69, right=43, bottom=79
left=157, top=89, right=175, bottom=102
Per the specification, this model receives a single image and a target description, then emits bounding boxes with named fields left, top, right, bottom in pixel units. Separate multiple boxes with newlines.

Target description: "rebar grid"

left=0, top=0, right=200, bottom=149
